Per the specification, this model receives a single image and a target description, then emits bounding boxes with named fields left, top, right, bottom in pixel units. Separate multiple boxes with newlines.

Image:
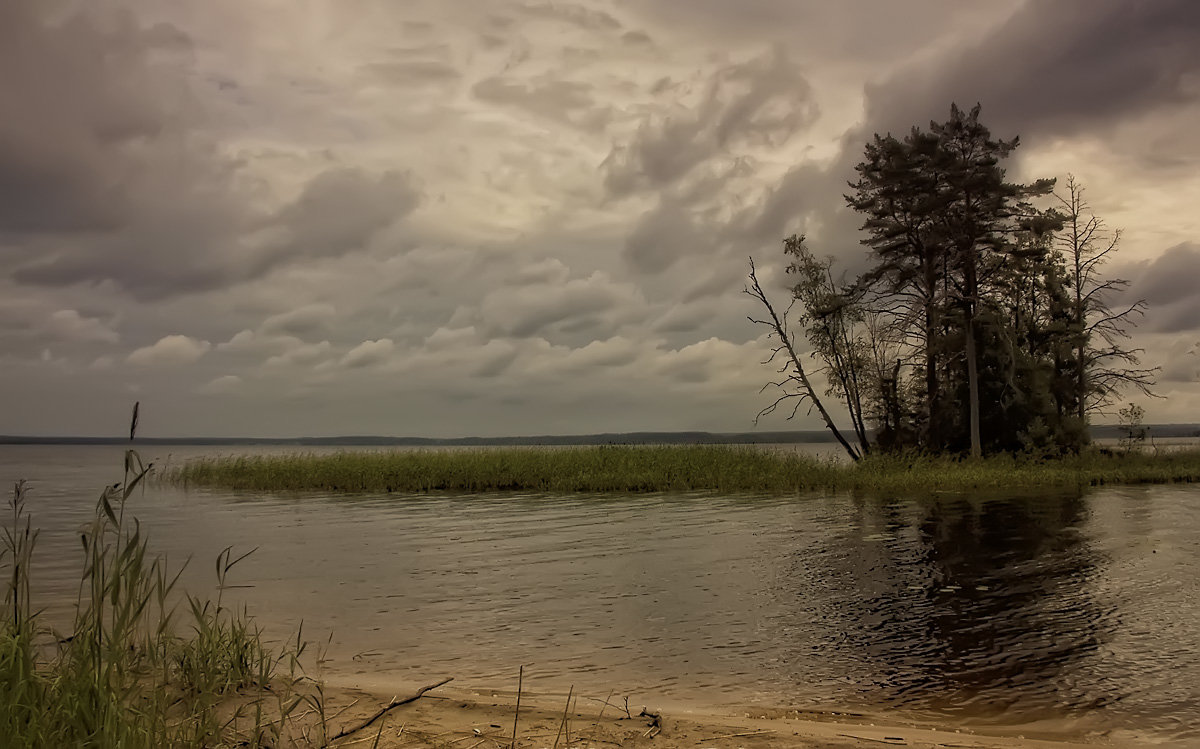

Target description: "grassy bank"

left=1, top=454, right=325, bottom=747
left=165, top=445, right=1200, bottom=495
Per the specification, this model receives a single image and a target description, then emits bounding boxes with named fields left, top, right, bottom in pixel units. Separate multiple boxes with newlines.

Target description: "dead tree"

left=745, top=257, right=862, bottom=461
left=1054, top=175, right=1158, bottom=417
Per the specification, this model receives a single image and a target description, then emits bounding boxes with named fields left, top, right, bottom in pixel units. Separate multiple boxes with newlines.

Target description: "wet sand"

left=310, top=681, right=1112, bottom=749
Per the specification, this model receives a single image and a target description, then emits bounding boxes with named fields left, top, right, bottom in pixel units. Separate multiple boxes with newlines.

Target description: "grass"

left=165, top=444, right=1200, bottom=496
left=1, top=451, right=326, bottom=748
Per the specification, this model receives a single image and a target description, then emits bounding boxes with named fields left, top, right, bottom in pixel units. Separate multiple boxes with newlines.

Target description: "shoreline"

left=311, top=679, right=1119, bottom=748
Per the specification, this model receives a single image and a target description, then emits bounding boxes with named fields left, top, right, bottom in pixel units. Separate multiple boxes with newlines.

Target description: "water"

left=3, top=444, right=1199, bottom=744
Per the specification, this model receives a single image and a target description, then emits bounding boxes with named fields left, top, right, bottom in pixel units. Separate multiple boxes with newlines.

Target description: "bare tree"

left=783, top=236, right=873, bottom=455
left=745, top=257, right=861, bottom=461
left=1054, top=175, right=1157, bottom=417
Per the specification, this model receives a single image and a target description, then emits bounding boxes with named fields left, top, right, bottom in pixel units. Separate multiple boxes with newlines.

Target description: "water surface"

left=3, top=444, right=1198, bottom=745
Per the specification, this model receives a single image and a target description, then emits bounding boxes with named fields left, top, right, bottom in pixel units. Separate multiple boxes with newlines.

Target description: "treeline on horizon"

left=4, top=424, right=1199, bottom=447
left=749, top=103, right=1157, bottom=461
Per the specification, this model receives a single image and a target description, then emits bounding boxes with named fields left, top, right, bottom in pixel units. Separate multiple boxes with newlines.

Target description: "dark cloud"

left=0, top=2, right=253, bottom=297
left=473, top=345, right=520, bottom=378
left=270, top=168, right=421, bottom=263
left=737, top=163, right=829, bottom=244
left=652, top=303, right=714, bottom=335
left=777, top=0, right=1200, bottom=283
left=728, top=1, right=1200, bottom=291
left=1130, top=243, right=1200, bottom=308
left=863, top=0, right=1200, bottom=142
left=3, top=5, right=423, bottom=301
left=607, top=46, right=826, bottom=280
left=12, top=162, right=420, bottom=299
left=623, top=199, right=715, bottom=274
left=479, top=272, right=640, bottom=340
left=0, top=2, right=185, bottom=234
left=11, top=194, right=246, bottom=297
left=1153, top=303, right=1200, bottom=335
left=602, top=48, right=817, bottom=196
left=681, top=261, right=746, bottom=305
left=742, top=0, right=1200, bottom=277
left=5, top=0, right=1197, bottom=436
left=1122, top=243, right=1200, bottom=333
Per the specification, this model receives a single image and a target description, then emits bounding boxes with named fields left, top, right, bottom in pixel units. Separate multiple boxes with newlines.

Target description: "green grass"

left=1, top=452, right=324, bottom=748
left=165, top=445, right=1200, bottom=496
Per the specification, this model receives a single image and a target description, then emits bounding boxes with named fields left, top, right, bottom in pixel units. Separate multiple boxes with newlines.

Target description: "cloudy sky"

left=3, top=0, right=1199, bottom=438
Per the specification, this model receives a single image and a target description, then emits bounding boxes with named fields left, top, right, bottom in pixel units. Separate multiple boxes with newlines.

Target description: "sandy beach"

left=306, top=680, right=1111, bottom=749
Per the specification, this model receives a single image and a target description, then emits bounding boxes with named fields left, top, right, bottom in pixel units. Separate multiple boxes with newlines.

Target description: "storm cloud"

left=2, top=0, right=1197, bottom=437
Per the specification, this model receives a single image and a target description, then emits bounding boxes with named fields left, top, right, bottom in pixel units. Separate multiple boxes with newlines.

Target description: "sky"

left=2, top=0, right=1199, bottom=438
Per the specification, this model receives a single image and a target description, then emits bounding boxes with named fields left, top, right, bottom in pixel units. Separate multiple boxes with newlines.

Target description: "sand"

left=304, top=679, right=1113, bottom=749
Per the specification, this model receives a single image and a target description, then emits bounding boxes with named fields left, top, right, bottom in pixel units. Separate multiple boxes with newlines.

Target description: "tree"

left=1053, top=176, right=1157, bottom=419
left=749, top=105, right=1156, bottom=457
left=923, top=104, right=1057, bottom=456
left=1117, top=402, right=1148, bottom=453
left=748, top=104, right=1152, bottom=456
left=783, top=236, right=873, bottom=456
left=744, top=257, right=862, bottom=461
left=847, top=104, right=1057, bottom=456
left=845, top=126, right=948, bottom=448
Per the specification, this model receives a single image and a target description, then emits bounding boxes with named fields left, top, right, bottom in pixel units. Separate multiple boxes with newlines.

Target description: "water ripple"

left=3, top=446, right=1200, bottom=744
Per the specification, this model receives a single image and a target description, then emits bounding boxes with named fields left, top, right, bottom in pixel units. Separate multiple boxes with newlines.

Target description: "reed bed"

left=166, top=445, right=1200, bottom=496
left=1, top=452, right=323, bottom=747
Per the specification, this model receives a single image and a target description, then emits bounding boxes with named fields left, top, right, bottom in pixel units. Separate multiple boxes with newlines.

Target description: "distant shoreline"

left=1, top=430, right=839, bottom=446
left=4, top=424, right=1198, bottom=447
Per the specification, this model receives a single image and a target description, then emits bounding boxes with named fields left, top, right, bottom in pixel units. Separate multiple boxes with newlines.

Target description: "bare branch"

left=746, top=257, right=861, bottom=460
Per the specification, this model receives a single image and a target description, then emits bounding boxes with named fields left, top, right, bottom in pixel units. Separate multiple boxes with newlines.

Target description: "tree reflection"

left=776, top=492, right=1120, bottom=722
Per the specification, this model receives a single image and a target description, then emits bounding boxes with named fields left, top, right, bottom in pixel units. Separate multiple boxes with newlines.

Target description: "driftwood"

left=328, top=677, right=453, bottom=743
left=638, top=707, right=662, bottom=738
left=698, top=729, right=775, bottom=741
left=836, top=734, right=907, bottom=745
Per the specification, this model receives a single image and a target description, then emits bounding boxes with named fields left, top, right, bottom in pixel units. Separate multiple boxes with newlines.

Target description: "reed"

left=165, top=445, right=1200, bottom=496
left=0, top=451, right=318, bottom=747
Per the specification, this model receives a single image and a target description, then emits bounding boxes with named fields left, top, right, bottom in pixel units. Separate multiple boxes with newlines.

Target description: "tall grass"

left=166, top=444, right=1200, bottom=496
left=1, top=450, right=320, bottom=747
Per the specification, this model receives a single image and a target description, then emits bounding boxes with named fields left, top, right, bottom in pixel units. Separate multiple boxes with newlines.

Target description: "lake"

left=3, top=443, right=1198, bottom=746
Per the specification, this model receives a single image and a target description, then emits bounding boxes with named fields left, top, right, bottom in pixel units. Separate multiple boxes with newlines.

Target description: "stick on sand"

left=329, top=677, right=453, bottom=743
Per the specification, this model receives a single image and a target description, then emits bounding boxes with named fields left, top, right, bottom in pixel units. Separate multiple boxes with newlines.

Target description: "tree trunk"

left=924, top=301, right=938, bottom=446
left=965, top=313, right=981, bottom=458
left=786, top=341, right=862, bottom=462
left=747, top=260, right=862, bottom=462
left=963, top=247, right=982, bottom=458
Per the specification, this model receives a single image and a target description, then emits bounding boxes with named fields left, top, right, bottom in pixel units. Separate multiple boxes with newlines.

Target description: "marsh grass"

left=1, top=451, right=322, bottom=747
left=166, top=444, right=1200, bottom=496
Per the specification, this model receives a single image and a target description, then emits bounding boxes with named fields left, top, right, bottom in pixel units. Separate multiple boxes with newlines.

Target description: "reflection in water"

left=796, top=494, right=1115, bottom=720
left=3, top=445, right=1200, bottom=745
left=761, top=493, right=1117, bottom=725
